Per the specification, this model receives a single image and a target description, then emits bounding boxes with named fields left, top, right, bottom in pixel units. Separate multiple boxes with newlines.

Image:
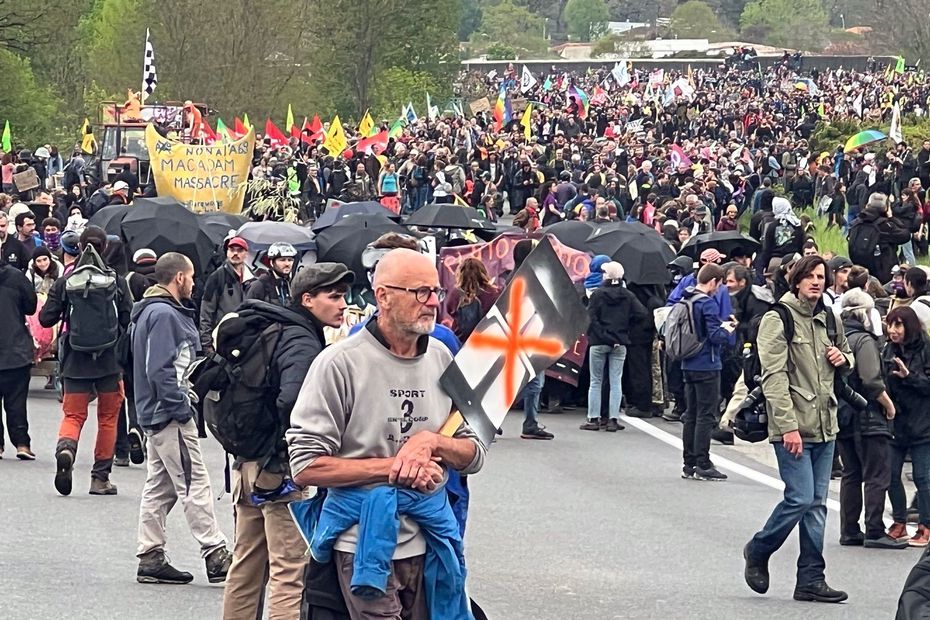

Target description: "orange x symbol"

left=469, top=277, right=564, bottom=405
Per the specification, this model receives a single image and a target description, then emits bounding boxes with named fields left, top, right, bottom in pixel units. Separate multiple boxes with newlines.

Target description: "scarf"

left=43, top=231, right=61, bottom=251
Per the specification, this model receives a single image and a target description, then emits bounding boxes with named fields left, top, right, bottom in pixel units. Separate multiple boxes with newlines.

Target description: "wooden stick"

left=439, top=411, right=464, bottom=437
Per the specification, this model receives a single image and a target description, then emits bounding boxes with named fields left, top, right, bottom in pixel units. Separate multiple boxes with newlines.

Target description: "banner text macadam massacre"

left=145, top=124, right=255, bottom=213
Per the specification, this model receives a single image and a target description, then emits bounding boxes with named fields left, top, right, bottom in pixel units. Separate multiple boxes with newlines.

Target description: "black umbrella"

left=405, top=203, right=495, bottom=231
left=585, top=222, right=676, bottom=284
left=87, top=204, right=131, bottom=236
left=540, top=220, right=595, bottom=252
left=198, top=212, right=248, bottom=246
left=236, top=221, right=317, bottom=252
left=679, top=230, right=761, bottom=260
left=474, top=223, right=523, bottom=242
left=311, top=201, right=401, bottom=232
left=314, top=213, right=406, bottom=281
left=120, top=197, right=215, bottom=273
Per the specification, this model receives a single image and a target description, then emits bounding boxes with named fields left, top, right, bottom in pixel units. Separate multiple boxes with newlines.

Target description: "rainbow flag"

left=568, top=85, right=589, bottom=118
left=493, top=85, right=512, bottom=132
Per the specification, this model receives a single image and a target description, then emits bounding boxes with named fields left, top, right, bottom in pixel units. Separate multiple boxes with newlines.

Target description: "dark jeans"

left=838, top=435, right=891, bottom=539
left=681, top=370, right=719, bottom=469
left=667, top=357, right=684, bottom=408
left=748, top=441, right=834, bottom=586
left=622, top=343, right=652, bottom=411
left=520, top=372, right=545, bottom=433
left=0, top=366, right=31, bottom=449
left=891, top=442, right=930, bottom=527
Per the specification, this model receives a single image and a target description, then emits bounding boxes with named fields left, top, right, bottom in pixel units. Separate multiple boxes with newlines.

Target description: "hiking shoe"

left=743, top=543, right=769, bottom=594
left=15, top=446, right=35, bottom=461
left=137, top=550, right=193, bottom=585
left=888, top=522, right=911, bottom=542
left=205, top=546, right=233, bottom=583
left=579, top=419, right=601, bottom=431
left=114, top=456, right=130, bottom=467
left=54, top=448, right=75, bottom=496
left=910, top=525, right=930, bottom=547
left=89, top=478, right=118, bottom=495
left=711, top=428, right=734, bottom=445
left=694, top=466, right=728, bottom=481
left=521, top=427, right=554, bottom=440
left=864, top=534, right=909, bottom=549
left=793, top=581, right=848, bottom=603
left=128, top=428, right=145, bottom=464
left=605, top=419, right=624, bottom=432
left=681, top=465, right=695, bottom=479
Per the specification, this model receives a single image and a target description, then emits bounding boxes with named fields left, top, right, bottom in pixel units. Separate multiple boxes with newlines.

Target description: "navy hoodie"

left=680, top=287, right=735, bottom=372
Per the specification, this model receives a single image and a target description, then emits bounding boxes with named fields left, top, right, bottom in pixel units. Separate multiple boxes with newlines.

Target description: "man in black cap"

left=824, top=256, right=852, bottom=306
left=224, top=262, right=354, bottom=619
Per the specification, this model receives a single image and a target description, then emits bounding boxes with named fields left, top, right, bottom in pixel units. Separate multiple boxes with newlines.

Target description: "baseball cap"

left=113, top=181, right=129, bottom=192
left=700, top=248, right=725, bottom=263
left=291, top=262, right=355, bottom=299
left=226, top=236, right=248, bottom=250
left=828, top=256, right=853, bottom=272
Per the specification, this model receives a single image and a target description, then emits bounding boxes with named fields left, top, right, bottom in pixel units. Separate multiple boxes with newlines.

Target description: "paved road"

left=0, top=380, right=918, bottom=619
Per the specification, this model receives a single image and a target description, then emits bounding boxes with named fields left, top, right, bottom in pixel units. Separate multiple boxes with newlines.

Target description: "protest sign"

left=469, top=97, right=491, bottom=114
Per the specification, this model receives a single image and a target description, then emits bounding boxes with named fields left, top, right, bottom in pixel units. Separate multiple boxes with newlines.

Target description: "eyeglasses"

left=382, top=284, right=446, bottom=303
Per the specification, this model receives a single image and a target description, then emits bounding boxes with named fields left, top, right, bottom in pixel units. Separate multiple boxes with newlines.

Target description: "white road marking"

left=620, top=415, right=841, bottom=512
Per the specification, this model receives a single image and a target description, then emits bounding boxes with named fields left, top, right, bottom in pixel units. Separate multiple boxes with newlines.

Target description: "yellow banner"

left=145, top=124, right=255, bottom=214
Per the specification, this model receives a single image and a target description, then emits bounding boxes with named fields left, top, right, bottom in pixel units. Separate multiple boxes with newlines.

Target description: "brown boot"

left=89, top=478, right=118, bottom=495
left=888, top=522, right=910, bottom=542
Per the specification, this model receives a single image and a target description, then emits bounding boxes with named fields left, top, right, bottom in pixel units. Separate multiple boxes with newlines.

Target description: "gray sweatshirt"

left=287, top=321, right=485, bottom=558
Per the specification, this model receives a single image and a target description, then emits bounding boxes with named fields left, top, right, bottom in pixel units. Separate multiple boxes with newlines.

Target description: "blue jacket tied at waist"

left=296, top=485, right=472, bottom=620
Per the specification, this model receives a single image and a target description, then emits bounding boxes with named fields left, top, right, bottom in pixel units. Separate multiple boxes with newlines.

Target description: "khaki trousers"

left=223, top=462, right=308, bottom=620
left=136, top=419, right=226, bottom=557
left=335, top=551, right=428, bottom=620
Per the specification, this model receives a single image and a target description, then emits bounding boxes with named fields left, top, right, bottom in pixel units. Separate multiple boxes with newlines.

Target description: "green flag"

left=1, top=120, right=10, bottom=152
left=388, top=118, right=405, bottom=139
left=216, top=117, right=230, bottom=141
left=896, top=56, right=906, bottom=74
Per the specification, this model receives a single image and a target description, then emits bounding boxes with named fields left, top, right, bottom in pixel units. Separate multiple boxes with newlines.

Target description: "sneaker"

left=661, top=409, right=682, bottom=422
left=598, top=418, right=608, bottom=430
left=743, top=543, right=769, bottom=594
left=793, top=581, right=848, bottom=603
left=128, top=428, right=145, bottom=464
left=888, top=522, right=911, bottom=542
left=694, top=466, right=728, bottom=481
left=521, top=427, right=554, bottom=440
left=89, top=478, right=118, bottom=495
left=864, top=534, right=909, bottom=549
left=44, top=376, right=55, bottom=390
left=681, top=465, right=695, bottom=479
left=205, top=546, right=233, bottom=583
left=137, top=550, right=194, bottom=584
left=54, top=448, right=75, bottom=496
left=579, top=419, right=600, bottom=431
left=15, top=446, right=35, bottom=461
left=838, top=534, right=864, bottom=546
left=711, top=429, right=734, bottom=445
left=626, top=406, right=652, bottom=418
left=605, top=419, right=624, bottom=432
left=910, top=525, right=930, bottom=547
left=114, top=456, right=130, bottom=467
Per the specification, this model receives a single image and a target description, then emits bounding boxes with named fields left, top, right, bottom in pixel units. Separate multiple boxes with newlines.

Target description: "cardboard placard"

left=13, top=168, right=39, bottom=192
left=469, top=97, right=491, bottom=114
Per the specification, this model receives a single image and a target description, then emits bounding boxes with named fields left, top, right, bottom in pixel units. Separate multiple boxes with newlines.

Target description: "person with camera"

left=743, top=255, right=854, bottom=604
left=836, top=289, right=904, bottom=549
left=884, top=306, right=930, bottom=547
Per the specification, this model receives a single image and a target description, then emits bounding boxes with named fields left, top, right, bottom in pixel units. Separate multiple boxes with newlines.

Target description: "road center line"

left=620, top=414, right=841, bottom=512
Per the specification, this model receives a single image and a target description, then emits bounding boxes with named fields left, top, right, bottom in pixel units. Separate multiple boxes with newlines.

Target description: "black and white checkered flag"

left=141, top=28, right=157, bottom=102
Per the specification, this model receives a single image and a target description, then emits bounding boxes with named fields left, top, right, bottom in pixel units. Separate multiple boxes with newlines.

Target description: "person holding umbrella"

left=199, top=236, right=252, bottom=355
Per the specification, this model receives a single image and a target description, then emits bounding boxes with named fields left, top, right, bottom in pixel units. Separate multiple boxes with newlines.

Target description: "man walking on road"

left=199, top=236, right=251, bottom=354
left=743, top=255, right=854, bottom=604
left=132, top=252, right=231, bottom=585
left=0, top=254, right=37, bottom=460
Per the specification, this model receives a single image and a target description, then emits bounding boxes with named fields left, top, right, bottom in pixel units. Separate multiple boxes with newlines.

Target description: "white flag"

left=141, top=28, right=157, bottom=103
left=890, top=100, right=903, bottom=143
left=426, top=92, right=438, bottom=121
left=612, top=61, right=630, bottom=87
left=520, top=65, right=537, bottom=93
left=852, top=91, right=863, bottom=118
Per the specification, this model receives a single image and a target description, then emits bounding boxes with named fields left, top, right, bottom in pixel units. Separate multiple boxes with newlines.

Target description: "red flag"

left=201, top=120, right=218, bottom=144
left=233, top=117, right=247, bottom=138
left=290, top=117, right=302, bottom=140
left=264, top=118, right=288, bottom=147
left=356, top=130, right=389, bottom=153
left=310, top=114, right=323, bottom=134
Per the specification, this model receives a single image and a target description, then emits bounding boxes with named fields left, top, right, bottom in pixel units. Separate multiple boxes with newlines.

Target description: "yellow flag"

left=323, top=116, right=347, bottom=155
left=520, top=103, right=533, bottom=141
left=359, top=110, right=375, bottom=137
left=80, top=118, right=96, bottom=154
left=243, top=113, right=252, bottom=130
left=286, top=104, right=295, bottom=132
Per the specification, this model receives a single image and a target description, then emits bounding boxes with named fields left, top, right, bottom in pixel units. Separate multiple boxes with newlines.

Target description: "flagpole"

left=141, top=29, right=149, bottom=104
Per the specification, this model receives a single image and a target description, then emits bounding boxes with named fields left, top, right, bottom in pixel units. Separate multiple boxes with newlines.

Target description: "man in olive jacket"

left=743, top=255, right=855, bottom=605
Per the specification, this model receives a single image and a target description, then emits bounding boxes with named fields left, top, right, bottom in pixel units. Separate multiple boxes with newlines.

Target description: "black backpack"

left=848, top=219, right=882, bottom=268
left=190, top=308, right=284, bottom=461
left=65, top=246, right=120, bottom=356
left=453, top=297, right=483, bottom=342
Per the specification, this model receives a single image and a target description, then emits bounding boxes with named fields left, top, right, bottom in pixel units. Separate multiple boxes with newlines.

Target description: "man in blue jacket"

left=131, top=252, right=231, bottom=585
left=680, top=263, right=736, bottom=482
